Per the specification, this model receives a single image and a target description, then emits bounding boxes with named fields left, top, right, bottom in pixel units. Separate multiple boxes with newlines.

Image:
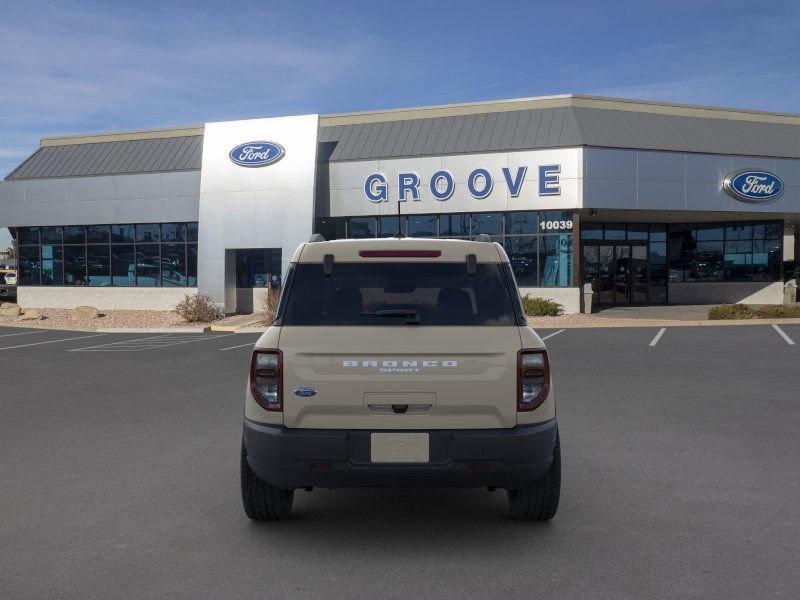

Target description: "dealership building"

left=1, top=94, right=798, bottom=314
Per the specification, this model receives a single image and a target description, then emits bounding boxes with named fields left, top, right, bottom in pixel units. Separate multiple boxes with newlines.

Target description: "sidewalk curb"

left=96, top=327, right=211, bottom=333
left=528, top=317, right=800, bottom=328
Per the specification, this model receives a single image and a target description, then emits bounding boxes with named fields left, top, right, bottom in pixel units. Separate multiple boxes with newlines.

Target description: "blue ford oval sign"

left=229, top=141, right=285, bottom=167
left=293, top=387, right=317, bottom=398
left=723, top=169, right=784, bottom=203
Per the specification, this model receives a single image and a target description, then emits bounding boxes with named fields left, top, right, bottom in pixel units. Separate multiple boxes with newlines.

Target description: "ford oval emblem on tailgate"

left=293, top=387, right=317, bottom=397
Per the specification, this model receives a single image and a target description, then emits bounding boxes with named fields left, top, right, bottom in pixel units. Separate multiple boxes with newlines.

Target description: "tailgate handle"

left=392, top=404, right=408, bottom=414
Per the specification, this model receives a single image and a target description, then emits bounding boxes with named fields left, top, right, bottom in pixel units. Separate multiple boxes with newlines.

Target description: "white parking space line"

left=68, top=334, right=173, bottom=351
left=0, top=333, right=106, bottom=352
left=649, top=328, right=667, bottom=347
left=220, top=342, right=256, bottom=351
left=540, top=329, right=565, bottom=341
left=70, top=333, right=236, bottom=352
left=771, top=324, right=796, bottom=346
left=0, top=330, right=49, bottom=339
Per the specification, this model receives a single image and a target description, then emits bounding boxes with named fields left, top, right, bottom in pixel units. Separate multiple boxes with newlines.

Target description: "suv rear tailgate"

left=279, top=326, right=522, bottom=429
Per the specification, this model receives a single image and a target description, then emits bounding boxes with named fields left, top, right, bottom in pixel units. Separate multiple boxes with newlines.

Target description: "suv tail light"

left=250, top=350, right=283, bottom=411
left=518, top=350, right=550, bottom=411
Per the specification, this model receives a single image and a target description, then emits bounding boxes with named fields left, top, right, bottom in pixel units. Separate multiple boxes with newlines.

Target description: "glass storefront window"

left=348, top=217, right=376, bottom=238
left=236, top=249, right=282, bottom=287
left=136, top=224, right=160, bottom=243
left=111, top=245, right=136, bottom=287
left=627, top=225, right=648, bottom=240
left=18, top=227, right=40, bottom=245
left=506, top=212, right=537, bottom=235
left=64, top=246, right=87, bottom=285
left=161, top=223, right=185, bottom=243
left=63, top=226, right=85, bottom=244
left=14, top=222, right=198, bottom=288
left=539, top=235, right=572, bottom=287
left=87, top=245, right=111, bottom=286
left=407, top=215, right=437, bottom=237
left=580, top=223, right=603, bottom=240
left=504, top=236, right=537, bottom=286
left=41, top=227, right=63, bottom=245
left=19, top=246, right=40, bottom=285
left=378, top=216, right=406, bottom=238
left=111, top=224, right=135, bottom=243
left=604, top=224, right=626, bottom=240
left=41, top=245, right=63, bottom=286
left=440, top=214, right=469, bottom=237
left=86, top=225, right=109, bottom=244
left=136, top=245, right=161, bottom=286
left=161, top=244, right=187, bottom=286
left=471, top=213, right=503, bottom=236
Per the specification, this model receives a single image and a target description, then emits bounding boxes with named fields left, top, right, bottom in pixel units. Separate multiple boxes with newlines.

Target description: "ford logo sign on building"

left=229, top=141, right=285, bottom=167
left=723, top=170, right=784, bottom=203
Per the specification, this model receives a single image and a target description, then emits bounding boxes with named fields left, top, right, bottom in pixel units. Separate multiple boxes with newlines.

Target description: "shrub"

left=707, top=304, right=757, bottom=320
left=256, top=285, right=282, bottom=324
left=522, top=296, right=564, bottom=317
left=175, top=294, right=223, bottom=323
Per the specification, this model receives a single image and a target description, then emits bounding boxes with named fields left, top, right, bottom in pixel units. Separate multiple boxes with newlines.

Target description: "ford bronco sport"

left=241, top=236, right=560, bottom=521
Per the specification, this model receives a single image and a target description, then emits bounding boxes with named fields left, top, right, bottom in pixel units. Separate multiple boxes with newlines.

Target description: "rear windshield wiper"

left=360, top=309, right=421, bottom=324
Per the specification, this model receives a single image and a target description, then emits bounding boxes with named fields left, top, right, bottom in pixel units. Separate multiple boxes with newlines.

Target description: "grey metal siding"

left=6, top=135, right=203, bottom=180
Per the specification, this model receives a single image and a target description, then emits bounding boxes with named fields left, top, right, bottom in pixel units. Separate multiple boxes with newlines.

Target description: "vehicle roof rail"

left=473, top=234, right=492, bottom=243
left=308, top=233, right=326, bottom=243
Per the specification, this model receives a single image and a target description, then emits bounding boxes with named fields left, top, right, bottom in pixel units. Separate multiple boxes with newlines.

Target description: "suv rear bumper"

left=243, top=419, right=558, bottom=490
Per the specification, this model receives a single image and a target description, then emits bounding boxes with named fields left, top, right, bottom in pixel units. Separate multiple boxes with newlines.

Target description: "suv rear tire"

left=241, top=442, right=294, bottom=521
left=507, top=434, right=561, bottom=521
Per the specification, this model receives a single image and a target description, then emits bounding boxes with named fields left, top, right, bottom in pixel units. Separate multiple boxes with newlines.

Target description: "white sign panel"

left=328, top=148, right=582, bottom=217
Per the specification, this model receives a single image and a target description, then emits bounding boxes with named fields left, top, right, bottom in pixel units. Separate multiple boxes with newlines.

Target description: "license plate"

left=370, top=433, right=430, bottom=463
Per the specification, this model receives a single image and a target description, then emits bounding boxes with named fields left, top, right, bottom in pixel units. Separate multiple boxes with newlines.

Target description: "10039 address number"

left=539, top=220, right=573, bottom=232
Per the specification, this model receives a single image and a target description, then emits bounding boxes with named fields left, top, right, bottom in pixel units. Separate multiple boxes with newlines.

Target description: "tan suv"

left=241, top=236, right=560, bottom=521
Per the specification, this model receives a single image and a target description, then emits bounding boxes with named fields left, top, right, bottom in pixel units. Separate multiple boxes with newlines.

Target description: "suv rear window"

left=281, top=262, right=519, bottom=326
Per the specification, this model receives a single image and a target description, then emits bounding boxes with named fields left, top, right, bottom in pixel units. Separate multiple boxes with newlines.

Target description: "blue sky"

left=1, top=0, right=800, bottom=249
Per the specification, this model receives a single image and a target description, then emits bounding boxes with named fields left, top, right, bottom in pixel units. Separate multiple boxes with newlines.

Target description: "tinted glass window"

left=41, top=245, right=63, bottom=285
left=506, top=212, right=537, bottom=235
left=136, top=224, right=160, bottom=243
left=407, top=215, right=437, bottom=237
left=471, top=213, right=503, bottom=236
left=440, top=214, right=469, bottom=237
left=604, top=224, right=626, bottom=240
left=504, top=236, right=537, bottom=286
left=19, top=246, right=40, bottom=285
left=540, top=235, right=572, bottom=286
left=63, top=226, right=85, bottom=244
left=86, top=225, right=109, bottom=244
left=41, top=227, right=63, bottom=244
left=111, top=224, right=135, bottom=243
left=18, top=227, right=40, bottom=245
left=161, top=223, right=185, bottom=242
left=136, top=245, right=160, bottom=286
left=162, top=244, right=187, bottom=286
left=186, top=222, right=199, bottom=242
left=111, top=245, right=135, bottom=286
left=64, top=246, right=87, bottom=285
left=187, top=245, right=198, bottom=286
left=378, top=216, right=406, bottom=238
left=283, top=262, right=517, bottom=326
left=87, top=245, right=111, bottom=286
left=581, top=223, right=603, bottom=240
left=349, top=217, right=376, bottom=238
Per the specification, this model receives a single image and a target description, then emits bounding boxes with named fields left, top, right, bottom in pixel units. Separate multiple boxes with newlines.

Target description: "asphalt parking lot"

left=1, top=324, right=799, bottom=599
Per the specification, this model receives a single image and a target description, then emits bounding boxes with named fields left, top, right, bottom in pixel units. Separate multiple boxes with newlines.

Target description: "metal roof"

left=6, top=135, right=203, bottom=180
left=7, top=94, right=800, bottom=180
left=319, top=106, right=800, bottom=161
left=319, top=107, right=582, bottom=161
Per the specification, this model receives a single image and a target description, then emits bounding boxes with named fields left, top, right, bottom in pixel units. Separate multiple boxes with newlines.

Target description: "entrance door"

left=583, top=243, right=648, bottom=305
